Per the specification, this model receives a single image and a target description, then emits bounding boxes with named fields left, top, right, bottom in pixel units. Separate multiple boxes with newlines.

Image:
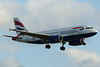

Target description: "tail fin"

left=13, top=17, right=28, bottom=35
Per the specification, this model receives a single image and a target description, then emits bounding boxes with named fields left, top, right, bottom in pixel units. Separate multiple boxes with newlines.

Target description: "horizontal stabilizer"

left=3, top=35, right=16, bottom=38
left=3, top=35, right=22, bottom=39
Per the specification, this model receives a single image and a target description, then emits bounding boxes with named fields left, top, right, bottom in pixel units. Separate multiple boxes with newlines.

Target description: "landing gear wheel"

left=83, top=43, right=86, bottom=45
left=60, top=46, right=65, bottom=51
left=45, top=45, right=51, bottom=49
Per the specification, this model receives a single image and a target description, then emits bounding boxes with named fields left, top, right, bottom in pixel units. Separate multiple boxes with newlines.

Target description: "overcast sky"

left=0, top=0, right=100, bottom=67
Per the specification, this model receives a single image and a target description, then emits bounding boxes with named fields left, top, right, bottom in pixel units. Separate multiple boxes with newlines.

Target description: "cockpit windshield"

left=86, top=27, right=93, bottom=29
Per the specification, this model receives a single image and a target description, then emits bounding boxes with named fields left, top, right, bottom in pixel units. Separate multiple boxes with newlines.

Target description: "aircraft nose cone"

left=93, top=29, right=98, bottom=35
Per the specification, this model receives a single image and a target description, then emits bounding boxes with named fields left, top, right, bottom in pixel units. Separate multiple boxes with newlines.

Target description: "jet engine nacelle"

left=69, top=39, right=84, bottom=46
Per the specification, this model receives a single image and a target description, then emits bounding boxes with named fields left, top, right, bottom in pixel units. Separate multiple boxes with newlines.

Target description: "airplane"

left=3, top=17, right=98, bottom=51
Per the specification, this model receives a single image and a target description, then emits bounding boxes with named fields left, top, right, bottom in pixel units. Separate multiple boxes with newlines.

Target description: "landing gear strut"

left=60, top=42, right=66, bottom=51
left=81, top=37, right=86, bottom=45
left=45, top=44, right=51, bottom=49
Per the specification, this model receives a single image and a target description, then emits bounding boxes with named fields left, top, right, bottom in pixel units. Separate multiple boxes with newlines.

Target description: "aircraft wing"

left=11, top=29, right=52, bottom=40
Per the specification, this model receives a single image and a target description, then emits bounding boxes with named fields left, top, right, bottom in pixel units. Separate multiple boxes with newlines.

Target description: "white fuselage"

left=16, top=25, right=97, bottom=44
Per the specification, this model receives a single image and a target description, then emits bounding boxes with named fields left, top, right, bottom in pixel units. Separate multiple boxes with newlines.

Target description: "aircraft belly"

left=27, top=32, right=97, bottom=44
left=63, top=32, right=97, bottom=41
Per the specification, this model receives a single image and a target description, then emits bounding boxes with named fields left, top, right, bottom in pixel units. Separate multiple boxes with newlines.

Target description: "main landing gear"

left=60, top=42, right=66, bottom=51
left=45, top=44, right=51, bottom=49
left=45, top=42, right=66, bottom=51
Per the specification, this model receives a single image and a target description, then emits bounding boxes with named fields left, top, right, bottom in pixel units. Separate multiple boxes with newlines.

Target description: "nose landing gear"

left=81, top=37, right=86, bottom=45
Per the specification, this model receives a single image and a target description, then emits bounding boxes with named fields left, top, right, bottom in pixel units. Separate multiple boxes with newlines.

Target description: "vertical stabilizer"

left=13, top=17, right=28, bottom=35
